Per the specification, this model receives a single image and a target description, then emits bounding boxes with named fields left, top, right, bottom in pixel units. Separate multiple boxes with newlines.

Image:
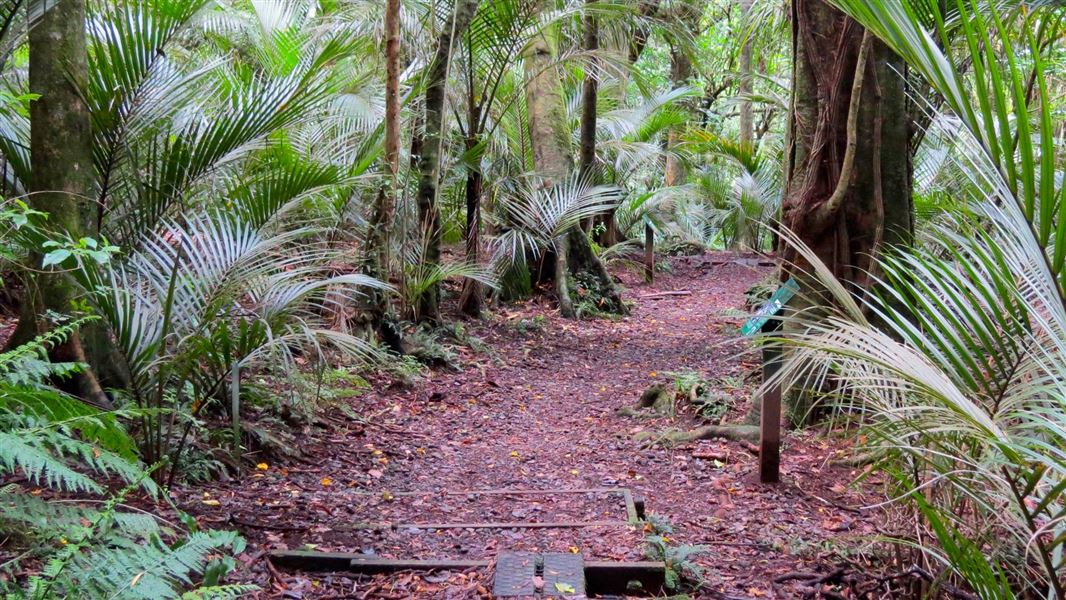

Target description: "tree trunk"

left=780, top=0, right=913, bottom=422
left=618, top=0, right=660, bottom=102
left=383, top=0, right=401, bottom=177
left=580, top=2, right=621, bottom=247
left=738, top=0, right=755, bottom=148
left=643, top=223, right=654, bottom=283
left=523, top=21, right=573, bottom=181
left=578, top=1, right=598, bottom=182
left=361, top=0, right=404, bottom=352
left=654, top=2, right=701, bottom=283
left=458, top=130, right=483, bottom=316
left=414, top=0, right=479, bottom=323
left=523, top=2, right=626, bottom=318
left=13, top=0, right=109, bottom=406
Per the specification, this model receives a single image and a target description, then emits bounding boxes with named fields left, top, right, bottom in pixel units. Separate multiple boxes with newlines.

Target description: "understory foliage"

left=774, top=0, right=1066, bottom=596
left=0, top=323, right=251, bottom=599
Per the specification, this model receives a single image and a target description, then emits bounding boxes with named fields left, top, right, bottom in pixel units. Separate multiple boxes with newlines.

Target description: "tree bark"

left=414, top=0, right=479, bottom=323
left=13, top=0, right=109, bottom=406
left=361, top=0, right=404, bottom=351
left=578, top=1, right=598, bottom=182
left=383, top=0, right=401, bottom=177
left=780, top=0, right=913, bottom=422
left=522, top=4, right=626, bottom=318
left=458, top=123, right=483, bottom=316
left=643, top=222, right=654, bottom=283
left=654, top=0, right=702, bottom=283
left=738, top=0, right=755, bottom=148
left=523, top=20, right=573, bottom=181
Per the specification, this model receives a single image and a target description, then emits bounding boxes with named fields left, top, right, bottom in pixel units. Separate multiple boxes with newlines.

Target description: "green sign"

left=741, top=278, right=798, bottom=336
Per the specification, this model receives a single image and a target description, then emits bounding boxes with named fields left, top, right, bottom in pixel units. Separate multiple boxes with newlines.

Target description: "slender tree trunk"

left=362, top=0, right=404, bottom=351
left=578, top=1, right=598, bottom=182
left=458, top=107, right=483, bottom=317
left=414, top=0, right=479, bottom=323
left=383, top=0, right=401, bottom=176
left=653, top=1, right=701, bottom=283
left=523, top=1, right=626, bottom=318
left=643, top=223, right=654, bottom=282
left=618, top=0, right=660, bottom=101
left=580, top=1, right=620, bottom=246
left=779, top=0, right=913, bottom=423
left=738, top=0, right=755, bottom=148
left=12, top=0, right=109, bottom=406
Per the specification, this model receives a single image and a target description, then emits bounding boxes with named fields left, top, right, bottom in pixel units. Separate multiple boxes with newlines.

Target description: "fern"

left=0, top=428, right=252, bottom=599
left=0, top=385, right=138, bottom=458
left=180, top=585, right=261, bottom=599
left=0, top=316, right=96, bottom=376
left=0, top=329, right=254, bottom=599
left=0, top=419, right=147, bottom=493
left=0, top=493, right=163, bottom=541
left=50, top=531, right=247, bottom=600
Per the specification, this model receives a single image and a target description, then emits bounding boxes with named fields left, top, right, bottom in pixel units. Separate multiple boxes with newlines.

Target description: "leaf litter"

left=185, top=252, right=889, bottom=599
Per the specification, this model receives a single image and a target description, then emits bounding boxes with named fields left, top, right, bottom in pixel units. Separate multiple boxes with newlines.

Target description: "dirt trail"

left=191, top=252, right=884, bottom=599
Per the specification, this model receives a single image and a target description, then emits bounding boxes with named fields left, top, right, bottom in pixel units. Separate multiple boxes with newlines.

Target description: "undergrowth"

left=0, top=321, right=252, bottom=599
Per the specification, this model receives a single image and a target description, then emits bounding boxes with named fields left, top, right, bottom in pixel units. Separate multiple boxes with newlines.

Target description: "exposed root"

left=828, top=451, right=879, bottom=468
left=634, top=424, right=760, bottom=447
left=618, top=384, right=674, bottom=418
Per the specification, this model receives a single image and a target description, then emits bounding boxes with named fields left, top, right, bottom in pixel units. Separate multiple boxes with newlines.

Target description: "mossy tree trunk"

left=523, top=2, right=625, bottom=318
left=414, top=0, right=479, bottom=323
left=779, top=0, right=913, bottom=423
left=11, top=0, right=109, bottom=406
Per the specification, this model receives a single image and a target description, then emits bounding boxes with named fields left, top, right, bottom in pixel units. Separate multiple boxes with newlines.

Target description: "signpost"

left=742, top=278, right=798, bottom=484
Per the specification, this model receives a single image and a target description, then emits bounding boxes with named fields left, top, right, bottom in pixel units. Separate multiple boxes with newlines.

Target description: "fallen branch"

left=773, top=567, right=845, bottom=585
left=230, top=513, right=309, bottom=532
left=847, top=564, right=979, bottom=600
left=639, top=290, right=692, bottom=299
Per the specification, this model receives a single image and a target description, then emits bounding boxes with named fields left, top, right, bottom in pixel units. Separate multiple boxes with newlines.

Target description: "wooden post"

left=759, top=318, right=783, bottom=483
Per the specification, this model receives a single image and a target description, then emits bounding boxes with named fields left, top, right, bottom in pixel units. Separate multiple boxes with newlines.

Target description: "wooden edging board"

left=268, top=551, right=666, bottom=596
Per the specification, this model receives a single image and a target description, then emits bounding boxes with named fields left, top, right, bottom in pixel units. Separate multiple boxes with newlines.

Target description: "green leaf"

left=42, top=249, right=71, bottom=267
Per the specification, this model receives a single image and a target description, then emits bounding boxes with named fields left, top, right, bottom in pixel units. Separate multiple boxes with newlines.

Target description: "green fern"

left=180, top=585, right=261, bottom=600
left=48, top=530, right=247, bottom=600
left=0, top=317, right=95, bottom=375
left=0, top=328, right=253, bottom=599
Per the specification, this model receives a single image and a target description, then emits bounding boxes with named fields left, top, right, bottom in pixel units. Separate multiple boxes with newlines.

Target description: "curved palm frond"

left=489, top=172, right=621, bottom=266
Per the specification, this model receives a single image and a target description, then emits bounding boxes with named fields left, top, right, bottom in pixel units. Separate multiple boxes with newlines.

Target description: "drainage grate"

left=542, top=553, right=585, bottom=597
left=493, top=553, right=587, bottom=597
left=493, top=552, right=537, bottom=597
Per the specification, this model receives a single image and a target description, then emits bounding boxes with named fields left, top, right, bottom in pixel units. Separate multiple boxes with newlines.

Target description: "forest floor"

left=184, top=251, right=890, bottom=599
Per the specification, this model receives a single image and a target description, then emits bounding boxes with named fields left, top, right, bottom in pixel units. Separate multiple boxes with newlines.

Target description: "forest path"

left=191, top=252, right=883, bottom=598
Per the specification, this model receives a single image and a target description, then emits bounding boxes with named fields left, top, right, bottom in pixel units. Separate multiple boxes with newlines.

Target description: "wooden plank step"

left=269, top=551, right=489, bottom=572
left=542, top=553, right=585, bottom=596
left=492, top=552, right=537, bottom=597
